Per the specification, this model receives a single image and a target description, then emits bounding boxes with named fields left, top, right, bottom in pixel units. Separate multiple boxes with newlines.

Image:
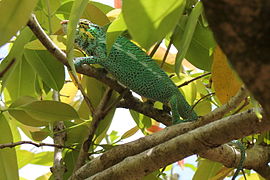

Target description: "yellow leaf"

left=60, top=82, right=78, bottom=104
left=209, top=167, right=233, bottom=180
left=212, top=46, right=242, bottom=104
left=121, top=126, right=139, bottom=140
left=238, top=173, right=265, bottom=180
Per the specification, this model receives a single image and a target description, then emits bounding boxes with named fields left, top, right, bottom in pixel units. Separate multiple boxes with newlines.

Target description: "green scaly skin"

left=61, top=19, right=198, bottom=124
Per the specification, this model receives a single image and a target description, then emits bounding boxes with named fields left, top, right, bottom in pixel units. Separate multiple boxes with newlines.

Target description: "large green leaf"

left=17, top=150, right=35, bottom=169
left=0, top=27, right=33, bottom=80
left=30, top=151, right=53, bottom=166
left=0, top=114, right=19, bottom=180
left=106, top=13, right=127, bottom=53
left=82, top=3, right=110, bottom=26
left=24, top=50, right=65, bottom=91
left=65, top=0, right=89, bottom=82
left=193, top=158, right=223, bottom=180
left=5, top=55, right=37, bottom=102
left=173, top=14, right=216, bottom=71
left=9, top=96, right=48, bottom=126
left=174, top=1, right=203, bottom=75
left=25, top=35, right=67, bottom=50
left=56, top=1, right=111, bottom=25
left=122, top=0, right=185, bottom=50
left=0, top=0, right=38, bottom=46
left=15, top=100, right=79, bottom=122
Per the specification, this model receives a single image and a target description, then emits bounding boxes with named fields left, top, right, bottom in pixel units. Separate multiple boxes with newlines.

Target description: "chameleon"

left=61, top=19, right=198, bottom=124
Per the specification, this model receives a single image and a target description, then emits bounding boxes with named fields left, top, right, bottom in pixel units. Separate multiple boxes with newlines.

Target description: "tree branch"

left=87, top=109, right=270, bottom=179
left=200, top=144, right=270, bottom=176
left=70, top=86, right=249, bottom=179
left=74, top=88, right=113, bottom=171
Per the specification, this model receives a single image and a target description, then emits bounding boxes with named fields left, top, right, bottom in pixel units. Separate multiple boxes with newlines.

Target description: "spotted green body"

left=62, top=19, right=197, bottom=123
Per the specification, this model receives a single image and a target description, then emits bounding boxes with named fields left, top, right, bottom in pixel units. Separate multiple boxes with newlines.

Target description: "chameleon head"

left=60, top=19, right=102, bottom=39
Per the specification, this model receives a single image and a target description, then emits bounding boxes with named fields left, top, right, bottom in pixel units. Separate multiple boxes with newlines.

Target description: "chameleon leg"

left=169, top=95, right=182, bottom=124
left=74, top=56, right=102, bottom=67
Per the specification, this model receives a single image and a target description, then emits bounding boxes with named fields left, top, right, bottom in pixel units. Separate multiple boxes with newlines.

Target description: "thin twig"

left=102, top=89, right=128, bottom=116
left=178, top=72, right=211, bottom=88
left=149, top=41, right=162, bottom=57
left=160, top=40, right=172, bottom=68
left=73, top=88, right=113, bottom=171
left=27, top=13, right=95, bottom=114
left=192, top=92, right=215, bottom=111
left=0, top=58, right=16, bottom=78
left=0, top=141, right=75, bottom=150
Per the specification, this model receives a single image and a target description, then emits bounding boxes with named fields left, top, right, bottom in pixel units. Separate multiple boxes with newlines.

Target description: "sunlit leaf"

left=212, top=46, right=242, bottom=104
left=17, top=150, right=35, bottom=169
left=0, top=114, right=19, bottom=180
left=17, top=100, right=79, bottom=122
left=24, top=50, right=65, bottom=91
left=122, top=0, right=185, bottom=50
left=24, top=35, right=67, bottom=50
left=60, top=82, right=78, bottom=104
left=193, top=159, right=223, bottom=180
left=30, top=151, right=53, bottom=166
left=174, top=1, right=203, bottom=75
left=120, top=126, right=139, bottom=140
left=106, top=13, right=127, bottom=53
left=0, top=0, right=38, bottom=46
left=5, top=56, right=37, bottom=102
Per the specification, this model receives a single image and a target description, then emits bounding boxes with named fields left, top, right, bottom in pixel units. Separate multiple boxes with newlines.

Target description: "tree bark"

left=202, top=0, right=270, bottom=117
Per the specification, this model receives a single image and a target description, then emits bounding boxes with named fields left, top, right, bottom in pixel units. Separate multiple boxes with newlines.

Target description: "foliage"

left=0, top=0, right=263, bottom=179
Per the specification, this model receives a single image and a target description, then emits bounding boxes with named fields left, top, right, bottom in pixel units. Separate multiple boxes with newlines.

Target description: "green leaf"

left=0, top=0, right=38, bottom=46
left=66, top=0, right=89, bottom=82
left=17, top=100, right=79, bottom=122
left=122, top=0, right=185, bottom=50
left=41, top=0, right=61, bottom=16
left=8, top=96, right=50, bottom=126
left=129, top=110, right=151, bottom=133
left=25, top=35, right=67, bottom=50
left=24, top=50, right=65, bottom=91
left=5, top=55, right=37, bottom=102
left=193, top=158, right=223, bottom=180
left=65, top=121, right=89, bottom=146
left=91, top=1, right=114, bottom=14
left=30, top=151, right=53, bottom=166
left=106, top=13, right=127, bottom=53
left=0, top=27, right=33, bottom=80
left=0, top=114, right=19, bottom=180
left=9, top=109, right=49, bottom=127
left=174, top=1, right=203, bottom=75
left=82, top=2, right=110, bottom=26
left=109, top=130, right=120, bottom=143
left=81, top=76, right=116, bottom=138
left=17, top=150, right=35, bottom=169
left=173, top=17, right=216, bottom=71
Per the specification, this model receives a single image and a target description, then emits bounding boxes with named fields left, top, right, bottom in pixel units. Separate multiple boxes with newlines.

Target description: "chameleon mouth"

left=60, top=20, right=69, bottom=25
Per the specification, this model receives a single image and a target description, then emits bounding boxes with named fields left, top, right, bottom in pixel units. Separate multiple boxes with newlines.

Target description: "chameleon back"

left=69, top=19, right=198, bottom=122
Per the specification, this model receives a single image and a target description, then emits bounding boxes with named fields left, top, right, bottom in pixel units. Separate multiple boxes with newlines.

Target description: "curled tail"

left=169, top=91, right=198, bottom=124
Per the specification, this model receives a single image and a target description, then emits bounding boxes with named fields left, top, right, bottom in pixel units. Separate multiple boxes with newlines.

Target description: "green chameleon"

left=61, top=19, right=198, bottom=124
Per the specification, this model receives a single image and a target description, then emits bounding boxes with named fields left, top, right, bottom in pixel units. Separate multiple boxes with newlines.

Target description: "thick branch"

left=70, top=87, right=248, bottom=179
left=88, top=109, right=270, bottom=179
left=200, top=144, right=270, bottom=171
